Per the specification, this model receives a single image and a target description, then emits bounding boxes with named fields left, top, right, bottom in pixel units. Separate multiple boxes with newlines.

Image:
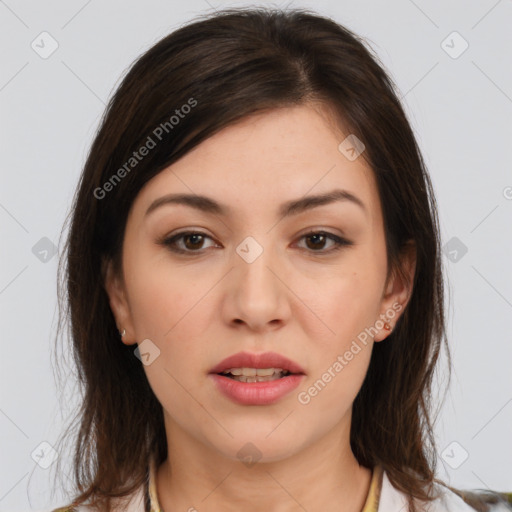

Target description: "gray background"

left=1, top=0, right=511, bottom=510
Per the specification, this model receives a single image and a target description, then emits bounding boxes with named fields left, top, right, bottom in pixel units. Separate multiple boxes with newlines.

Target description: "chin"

left=207, top=429, right=307, bottom=466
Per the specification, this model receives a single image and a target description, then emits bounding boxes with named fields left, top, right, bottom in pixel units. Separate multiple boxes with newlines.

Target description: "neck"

left=156, top=414, right=373, bottom=512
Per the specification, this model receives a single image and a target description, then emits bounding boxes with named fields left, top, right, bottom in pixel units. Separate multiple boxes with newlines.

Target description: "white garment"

left=379, top=470, right=511, bottom=512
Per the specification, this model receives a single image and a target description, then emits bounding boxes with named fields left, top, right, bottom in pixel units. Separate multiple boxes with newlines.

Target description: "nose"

left=223, top=242, right=291, bottom=332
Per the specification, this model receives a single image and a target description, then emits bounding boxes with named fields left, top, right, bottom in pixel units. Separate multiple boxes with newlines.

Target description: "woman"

left=51, top=7, right=511, bottom=512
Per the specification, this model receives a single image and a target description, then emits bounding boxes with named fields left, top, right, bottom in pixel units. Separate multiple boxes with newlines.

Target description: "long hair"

left=52, top=7, right=508, bottom=511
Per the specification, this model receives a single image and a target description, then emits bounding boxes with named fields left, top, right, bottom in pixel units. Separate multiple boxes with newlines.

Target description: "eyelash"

left=158, top=230, right=353, bottom=255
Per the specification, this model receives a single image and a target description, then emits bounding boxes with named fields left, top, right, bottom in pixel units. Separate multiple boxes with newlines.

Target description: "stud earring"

left=384, top=323, right=392, bottom=331
left=120, top=328, right=126, bottom=338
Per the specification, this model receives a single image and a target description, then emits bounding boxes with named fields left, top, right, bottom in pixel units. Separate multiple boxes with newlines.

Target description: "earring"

left=384, top=322, right=392, bottom=331
left=120, top=328, right=126, bottom=338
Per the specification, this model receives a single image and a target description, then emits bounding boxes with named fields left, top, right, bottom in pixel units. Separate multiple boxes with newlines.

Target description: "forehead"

left=131, top=104, right=380, bottom=223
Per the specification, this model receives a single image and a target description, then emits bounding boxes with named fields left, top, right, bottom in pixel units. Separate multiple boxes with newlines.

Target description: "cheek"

left=297, top=272, right=379, bottom=413
left=301, top=261, right=383, bottom=350
left=123, top=250, right=215, bottom=390
left=123, top=244, right=203, bottom=339
left=126, top=260, right=209, bottom=416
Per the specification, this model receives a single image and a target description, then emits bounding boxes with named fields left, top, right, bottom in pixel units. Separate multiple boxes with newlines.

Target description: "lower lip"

left=209, top=373, right=305, bottom=405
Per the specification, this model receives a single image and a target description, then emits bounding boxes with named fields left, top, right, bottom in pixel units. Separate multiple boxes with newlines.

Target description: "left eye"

left=160, top=230, right=352, bottom=254
left=296, top=231, right=352, bottom=253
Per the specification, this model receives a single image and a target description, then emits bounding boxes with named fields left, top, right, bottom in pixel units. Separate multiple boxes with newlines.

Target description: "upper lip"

left=209, top=351, right=306, bottom=375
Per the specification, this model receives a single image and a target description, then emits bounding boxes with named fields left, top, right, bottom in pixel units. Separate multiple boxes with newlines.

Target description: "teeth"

left=256, top=368, right=277, bottom=377
left=221, top=367, right=287, bottom=377
left=230, top=373, right=284, bottom=383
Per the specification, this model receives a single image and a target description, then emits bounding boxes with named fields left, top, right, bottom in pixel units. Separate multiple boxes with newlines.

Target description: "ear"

left=374, top=240, right=416, bottom=342
left=102, top=257, right=137, bottom=345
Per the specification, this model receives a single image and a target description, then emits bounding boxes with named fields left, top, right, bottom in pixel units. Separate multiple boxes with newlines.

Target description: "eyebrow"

left=144, top=188, right=367, bottom=219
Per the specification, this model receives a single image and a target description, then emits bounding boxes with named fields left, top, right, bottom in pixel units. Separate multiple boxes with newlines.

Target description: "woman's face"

left=105, top=103, right=414, bottom=463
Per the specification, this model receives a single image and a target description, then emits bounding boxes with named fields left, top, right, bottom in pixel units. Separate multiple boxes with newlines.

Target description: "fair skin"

left=104, top=103, right=416, bottom=512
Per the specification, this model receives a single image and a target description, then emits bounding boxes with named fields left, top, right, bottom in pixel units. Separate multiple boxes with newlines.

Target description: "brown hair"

left=52, top=6, right=508, bottom=511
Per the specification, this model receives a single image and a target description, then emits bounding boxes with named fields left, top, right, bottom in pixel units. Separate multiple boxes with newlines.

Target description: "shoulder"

left=50, top=461, right=150, bottom=512
left=50, top=483, right=147, bottom=512
left=51, top=507, right=89, bottom=512
left=379, top=470, right=512, bottom=512
left=51, top=505, right=97, bottom=512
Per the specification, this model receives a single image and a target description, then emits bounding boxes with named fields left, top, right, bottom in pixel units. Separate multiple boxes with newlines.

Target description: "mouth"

left=209, top=356, right=306, bottom=405
left=217, top=367, right=294, bottom=383
left=209, top=350, right=306, bottom=379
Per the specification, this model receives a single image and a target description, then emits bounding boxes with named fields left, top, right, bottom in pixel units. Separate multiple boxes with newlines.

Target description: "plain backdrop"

left=1, top=0, right=511, bottom=510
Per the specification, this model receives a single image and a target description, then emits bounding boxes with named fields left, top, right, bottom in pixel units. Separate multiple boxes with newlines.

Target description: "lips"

left=209, top=351, right=306, bottom=375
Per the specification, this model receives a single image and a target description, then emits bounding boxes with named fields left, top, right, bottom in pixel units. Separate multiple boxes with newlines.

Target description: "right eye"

left=159, top=231, right=218, bottom=254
